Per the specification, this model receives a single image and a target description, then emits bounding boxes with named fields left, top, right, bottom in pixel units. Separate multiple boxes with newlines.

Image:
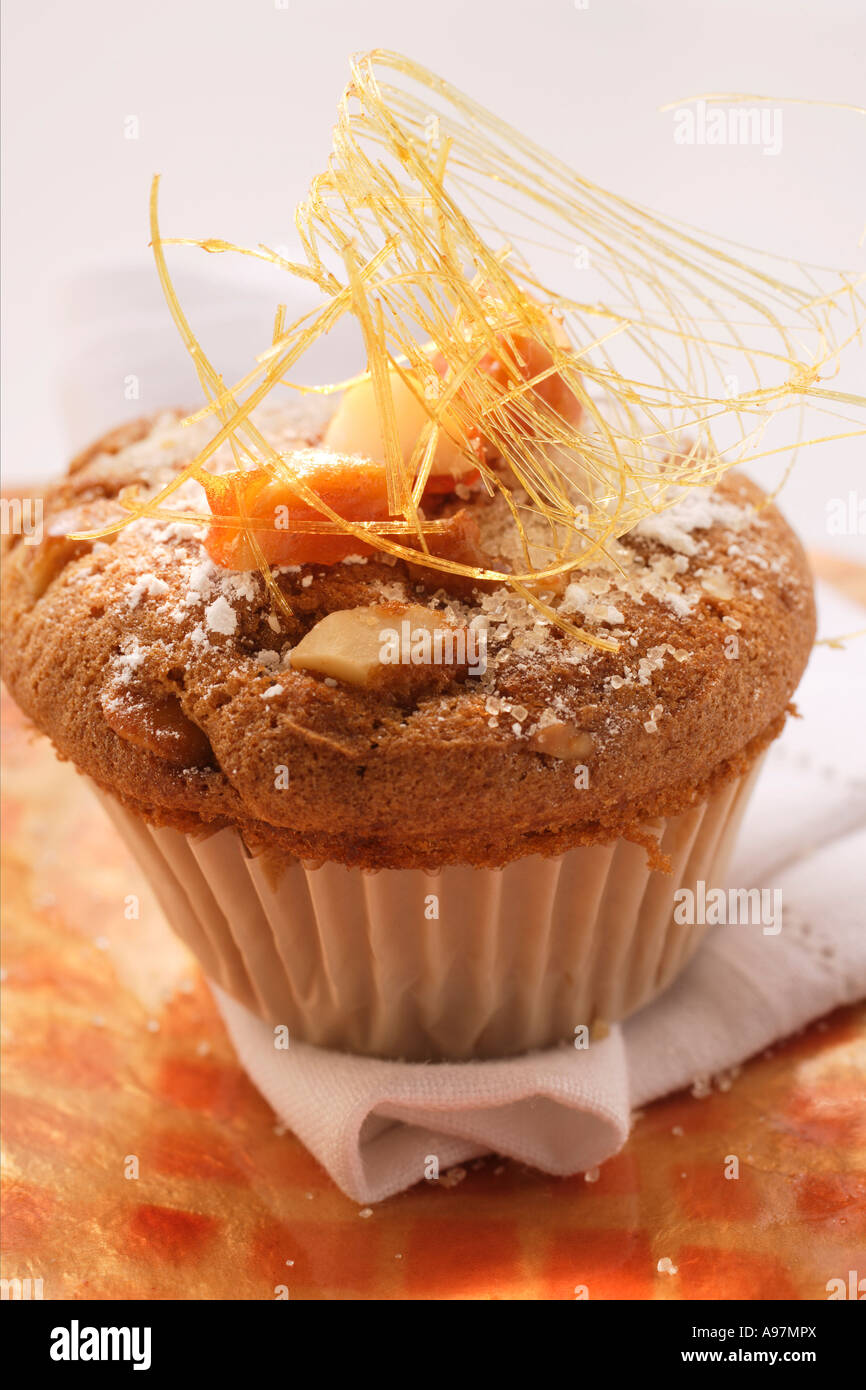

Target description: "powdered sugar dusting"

left=111, top=637, right=148, bottom=685
left=205, top=596, right=237, bottom=635
left=633, top=490, right=747, bottom=556
left=127, top=573, right=170, bottom=609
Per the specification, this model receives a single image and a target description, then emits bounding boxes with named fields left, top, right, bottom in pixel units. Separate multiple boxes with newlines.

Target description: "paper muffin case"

left=94, top=759, right=763, bottom=1062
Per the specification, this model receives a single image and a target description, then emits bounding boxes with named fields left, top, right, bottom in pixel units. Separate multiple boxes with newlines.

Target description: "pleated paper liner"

left=94, top=758, right=762, bottom=1061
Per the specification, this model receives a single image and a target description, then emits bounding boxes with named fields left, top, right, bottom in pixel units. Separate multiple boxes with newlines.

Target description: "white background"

left=2, top=0, right=864, bottom=555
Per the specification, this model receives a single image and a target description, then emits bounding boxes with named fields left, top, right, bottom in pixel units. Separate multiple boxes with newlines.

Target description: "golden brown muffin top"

left=1, top=404, right=815, bottom=868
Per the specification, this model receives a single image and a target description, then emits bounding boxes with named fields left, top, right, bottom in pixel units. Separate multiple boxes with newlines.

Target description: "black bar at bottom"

left=2, top=1296, right=861, bottom=1374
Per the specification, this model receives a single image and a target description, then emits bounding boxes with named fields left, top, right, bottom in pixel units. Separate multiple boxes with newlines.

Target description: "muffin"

left=0, top=391, right=815, bottom=1060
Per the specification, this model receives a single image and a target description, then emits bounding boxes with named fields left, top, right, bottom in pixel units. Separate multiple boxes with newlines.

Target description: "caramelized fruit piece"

left=201, top=454, right=392, bottom=570
left=323, top=370, right=480, bottom=492
left=202, top=450, right=487, bottom=573
left=432, top=328, right=583, bottom=463
left=202, top=324, right=581, bottom=573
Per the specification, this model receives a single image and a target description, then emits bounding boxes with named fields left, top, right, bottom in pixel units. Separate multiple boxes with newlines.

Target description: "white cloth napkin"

left=214, top=581, right=866, bottom=1203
